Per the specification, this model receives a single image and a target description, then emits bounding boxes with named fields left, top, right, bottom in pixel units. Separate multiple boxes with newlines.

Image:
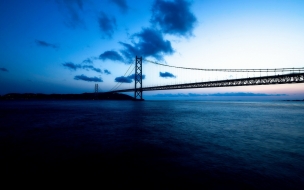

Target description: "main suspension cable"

left=144, top=59, right=304, bottom=73
left=110, top=62, right=135, bottom=92
left=112, top=67, right=135, bottom=91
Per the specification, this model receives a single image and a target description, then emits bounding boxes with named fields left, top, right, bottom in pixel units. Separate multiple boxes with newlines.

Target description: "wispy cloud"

left=74, top=74, right=103, bottom=82
left=151, top=0, right=197, bottom=37
left=98, top=12, right=117, bottom=39
left=62, top=62, right=81, bottom=70
left=0, top=68, right=9, bottom=72
left=82, top=58, right=93, bottom=64
left=99, top=50, right=124, bottom=62
left=56, top=0, right=85, bottom=29
left=82, top=65, right=102, bottom=73
left=120, top=28, right=174, bottom=62
left=104, top=69, right=111, bottom=74
left=109, top=0, right=129, bottom=14
left=35, top=40, right=59, bottom=49
left=159, top=71, right=176, bottom=78
left=62, top=61, right=102, bottom=73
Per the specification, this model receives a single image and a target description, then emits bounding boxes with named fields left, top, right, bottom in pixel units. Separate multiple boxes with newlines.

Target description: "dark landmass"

left=0, top=92, right=134, bottom=100
left=282, top=99, right=304, bottom=101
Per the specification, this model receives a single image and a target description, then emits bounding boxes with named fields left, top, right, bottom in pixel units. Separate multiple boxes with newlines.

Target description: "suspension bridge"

left=109, top=56, right=304, bottom=100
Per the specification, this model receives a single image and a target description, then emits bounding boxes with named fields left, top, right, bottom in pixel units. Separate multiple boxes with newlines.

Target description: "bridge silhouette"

left=110, top=56, right=304, bottom=100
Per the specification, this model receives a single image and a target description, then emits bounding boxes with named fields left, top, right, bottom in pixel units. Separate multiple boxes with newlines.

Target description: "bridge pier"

left=134, top=56, right=144, bottom=101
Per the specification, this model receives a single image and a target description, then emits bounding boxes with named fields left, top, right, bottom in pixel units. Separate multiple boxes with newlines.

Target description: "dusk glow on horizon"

left=1, top=0, right=304, bottom=100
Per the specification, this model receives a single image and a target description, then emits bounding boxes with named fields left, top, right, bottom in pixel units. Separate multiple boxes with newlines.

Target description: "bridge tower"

left=134, top=56, right=143, bottom=100
left=94, top=83, right=98, bottom=99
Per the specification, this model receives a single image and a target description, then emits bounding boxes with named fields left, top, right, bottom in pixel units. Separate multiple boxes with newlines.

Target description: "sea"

left=0, top=100, right=303, bottom=189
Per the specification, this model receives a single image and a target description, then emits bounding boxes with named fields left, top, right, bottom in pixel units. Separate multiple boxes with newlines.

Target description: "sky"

left=0, top=0, right=304, bottom=100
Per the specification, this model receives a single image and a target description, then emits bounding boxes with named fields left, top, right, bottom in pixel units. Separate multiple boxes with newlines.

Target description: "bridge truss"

left=112, top=72, right=304, bottom=93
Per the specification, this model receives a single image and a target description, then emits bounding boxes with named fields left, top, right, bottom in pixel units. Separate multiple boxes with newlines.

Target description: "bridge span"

left=112, top=72, right=304, bottom=93
left=109, top=56, right=304, bottom=100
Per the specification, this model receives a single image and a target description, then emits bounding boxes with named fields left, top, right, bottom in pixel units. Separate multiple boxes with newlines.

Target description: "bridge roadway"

left=111, top=72, right=304, bottom=93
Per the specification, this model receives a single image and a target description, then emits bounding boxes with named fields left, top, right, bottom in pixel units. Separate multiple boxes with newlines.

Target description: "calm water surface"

left=1, top=100, right=303, bottom=189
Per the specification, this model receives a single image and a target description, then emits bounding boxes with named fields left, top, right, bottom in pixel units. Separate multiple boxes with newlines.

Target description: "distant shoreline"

left=282, top=99, right=304, bottom=101
left=1, top=93, right=303, bottom=101
left=0, top=92, right=134, bottom=101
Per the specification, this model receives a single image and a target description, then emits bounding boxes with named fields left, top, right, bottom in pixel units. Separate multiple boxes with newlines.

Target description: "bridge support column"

left=134, top=56, right=143, bottom=100
left=94, top=84, right=98, bottom=99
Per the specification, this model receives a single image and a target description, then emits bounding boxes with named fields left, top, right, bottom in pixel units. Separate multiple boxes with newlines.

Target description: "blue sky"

left=0, top=0, right=303, bottom=100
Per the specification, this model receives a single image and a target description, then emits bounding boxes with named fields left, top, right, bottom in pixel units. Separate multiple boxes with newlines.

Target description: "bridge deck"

left=111, top=73, right=304, bottom=93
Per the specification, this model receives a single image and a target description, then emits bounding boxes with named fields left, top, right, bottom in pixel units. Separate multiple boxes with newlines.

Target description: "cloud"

left=159, top=71, right=176, bottom=78
left=99, top=50, right=124, bottom=62
left=119, top=42, right=138, bottom=62
left=74, top=74, right=103, bottom=82
left=119, top=28, right=174, bottom=61
left=96, top=0, right=196, bottom=63
left=62, top=62, right=81, bottom=70
left=115, top=76, right=133, bottom=83
left=0, top=68, right=8, bottom=72
left=56, top=0, right=85, bottom=29
left=104, top=69, right=111, bottom=74
left=126, top=74, right=146, bottom=80
left=63, top=61, right=102, bottom=73
left=153, top=92, right=288, bottom=97
left=82, top=65, right=102, bottom=73
left=82, top=58, right=93, bottom=64
left=151, top=0, right=197, bottom=37
left=114, top=74, right=146, bottom=83
left=109, top=0, right=128, bottom=13
left=35, top=40, right=59, bottom=49
left=98, top=12, right=117, bottom=38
